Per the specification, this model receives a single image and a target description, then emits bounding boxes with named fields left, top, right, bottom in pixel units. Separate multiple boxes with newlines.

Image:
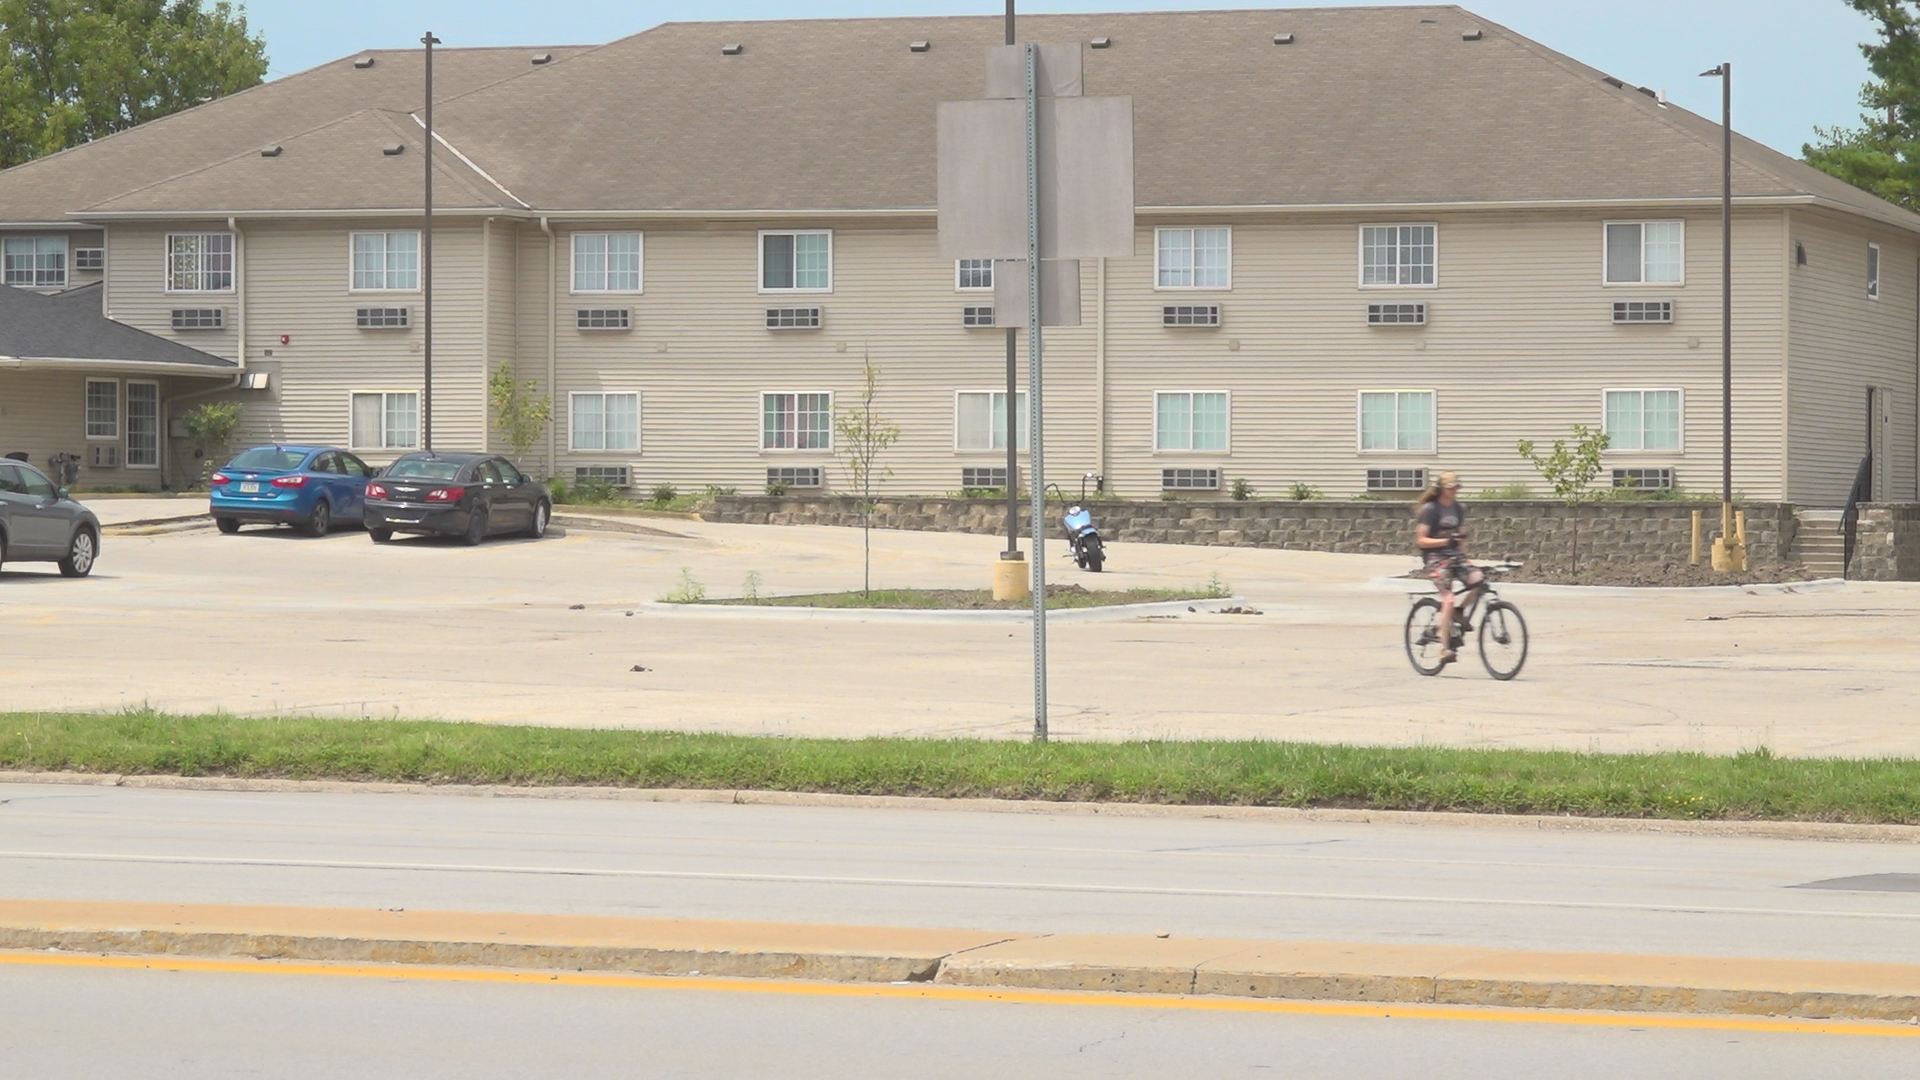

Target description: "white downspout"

left=539, top=216, right=557, bottom=479
left=165, top=219, right=247, bottom=488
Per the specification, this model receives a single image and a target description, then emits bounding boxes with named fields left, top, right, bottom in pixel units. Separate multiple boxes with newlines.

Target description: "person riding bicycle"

left=1413, top=471, right=1485, bottom=664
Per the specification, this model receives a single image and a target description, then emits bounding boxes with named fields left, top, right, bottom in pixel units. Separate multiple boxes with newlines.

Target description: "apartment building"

left=2, top=7, right=1916, bottom=505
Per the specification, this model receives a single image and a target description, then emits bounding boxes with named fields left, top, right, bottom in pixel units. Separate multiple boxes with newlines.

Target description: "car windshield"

left=385, top=459, right=462, bottom=481
left=228, top=448, right=310, bottom=471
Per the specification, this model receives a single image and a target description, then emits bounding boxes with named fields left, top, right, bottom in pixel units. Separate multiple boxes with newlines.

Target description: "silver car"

left=0, top=461, right=101, bottom=577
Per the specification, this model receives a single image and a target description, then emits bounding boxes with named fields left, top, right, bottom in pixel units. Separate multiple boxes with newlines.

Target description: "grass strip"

left=4, top=710, right=1919, bottom=824
left=704, top=586, right=1224, bottom=610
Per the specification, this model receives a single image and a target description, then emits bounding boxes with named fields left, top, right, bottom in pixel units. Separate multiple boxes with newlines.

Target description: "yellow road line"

left=4, top=950, right=1916, bottom=1038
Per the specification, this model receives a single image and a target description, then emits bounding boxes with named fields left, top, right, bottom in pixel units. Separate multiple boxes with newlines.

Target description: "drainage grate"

left=1789, top=874, right=1920, bottom=893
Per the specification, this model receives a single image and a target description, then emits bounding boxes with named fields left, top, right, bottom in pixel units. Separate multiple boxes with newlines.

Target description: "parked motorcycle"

left=1055, top=473, right=1106, bottom=572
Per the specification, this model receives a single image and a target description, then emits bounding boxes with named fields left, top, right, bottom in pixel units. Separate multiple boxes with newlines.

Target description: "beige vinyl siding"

left=485, top=218, right=518, bottom=454
left=542, top=222, right=1096, bottom=496
left=102, top=223, right=241, bottom=361
left=1786, top=209, right=1919, bottom=504
left=1100, top=209, right=1787, bottom=500
left=1, top=227, right=104, bottom=292
left=0, top=370, right=207, bottom=488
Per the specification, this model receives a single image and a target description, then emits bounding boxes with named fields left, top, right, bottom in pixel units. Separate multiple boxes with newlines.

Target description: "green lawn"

left=703, top=585, right=1228, bottom=610
left=4, top=710, right=1917, bottom=823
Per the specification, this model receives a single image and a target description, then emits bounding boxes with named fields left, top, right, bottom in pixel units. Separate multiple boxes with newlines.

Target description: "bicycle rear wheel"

left=1404, top=597, right=1447, bottom=676
left=1477, top=600, right=1529, bottom=681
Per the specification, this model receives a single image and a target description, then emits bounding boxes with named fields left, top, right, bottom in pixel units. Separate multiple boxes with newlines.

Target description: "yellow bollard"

left=992, top=552, right=1031, bottom=601
left=1690, top=510, right=1702, bottom=565
left=1731, top=510, right=1749, bottom=572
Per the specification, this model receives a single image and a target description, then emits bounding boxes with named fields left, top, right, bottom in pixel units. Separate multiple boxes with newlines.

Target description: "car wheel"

left=369, top=527, right=394, bottom=543
left=215, top=516, right=240, bottom=535
left=0, top=532, right=7, bottom=573
left=461, top=508, right=488, bottom=546
left=527, top=501, right=550, bottom=539
left=304, top=500, right=332, bottom=538
left=58, top=528, right=97, bottom=578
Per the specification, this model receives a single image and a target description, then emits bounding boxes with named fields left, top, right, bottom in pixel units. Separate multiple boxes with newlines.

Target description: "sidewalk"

left=4, top=899, right=1918, bottom=1025
left=85, top=495, right=209, bottom=528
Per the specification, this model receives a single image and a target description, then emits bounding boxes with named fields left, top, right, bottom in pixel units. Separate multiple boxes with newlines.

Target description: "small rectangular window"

left=767, top=466, right=824, bottom=488
left=1604, top=389, right=1681, bottom=452
left=962, top=305, right=995, bottom=327
left=355, top=307, right=410, bottom=329
left=956, top=259, right=994, bottom=290
left=572, top=233, right=643, bottom=292
left=761, top=230, right=832, bottom=291
left=167, top=233, right=233, bottom=292
left=569, top=392, right=641, bottom=452
left=1156, top=392, right=1229, bottom=452
left=85, top=379, right=118, bottom=439
left=125, top=381, right=160, bottom=467
left=765, top=306, right=823, bottom=329
left=1366, top=468, right=1428, bottom=491
left=1868, top=243, right=1881, bottom=300
left=350, top=231, right=420, bottom=291
left=1162, top=468, right=1220, bottom=490
left=170, top=308, right=225, bottom=330
left=1604, top=221, right=1683, bottom=284
left=961, top=467, right=1009, bottom=490
left=1156, top=227, right=1231, bottom=289
left=72, top=247, right=104, bottom=272
left=350, top=391, right=420, bottom=450
left=575, top=308, right=631, bottom=330
left=955, top=391, right=1028, bottom=451
left=3, top=235, right=67, bottom=287
left=1359, top=391, right=1435, bottom=452
left=762, top=392, right=832, bottom=450
left=1360, top=224, right=1436, bottom=286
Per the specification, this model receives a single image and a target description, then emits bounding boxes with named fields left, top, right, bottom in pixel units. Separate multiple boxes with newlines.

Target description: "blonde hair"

left=1412, top=471, right=1460, bottom=517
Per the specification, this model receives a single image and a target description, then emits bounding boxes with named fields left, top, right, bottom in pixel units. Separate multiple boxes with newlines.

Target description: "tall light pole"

left=422, top=31, right=441, bottom=452
left=1001, top=0, right=1023, bottom=602
left=1700, top=61, right=1739, bottom=568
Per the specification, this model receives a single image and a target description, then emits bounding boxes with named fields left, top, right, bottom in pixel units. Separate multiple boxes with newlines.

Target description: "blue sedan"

left=210, top=445, right=373, bottom=537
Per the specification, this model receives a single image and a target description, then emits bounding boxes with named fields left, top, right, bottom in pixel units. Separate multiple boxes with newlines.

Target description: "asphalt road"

left=3, top=957, right=1912, bottom=1080
left=2, top=782, right=1915, bottom=962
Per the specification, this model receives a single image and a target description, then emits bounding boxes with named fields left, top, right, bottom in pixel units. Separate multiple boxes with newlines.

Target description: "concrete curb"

left=551, top=514, right=692, bottom=538
left=1364, top=572, right=1851, bottom=596
left=4, top=900, right=1918, bottom=1023
left=4, top=770, right=1916, bottom=844
left=638, top=596, right=1256, bottom=623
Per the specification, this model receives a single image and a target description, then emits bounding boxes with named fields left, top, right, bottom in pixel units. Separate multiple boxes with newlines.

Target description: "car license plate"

left=239, top=482, right=261, bottom=493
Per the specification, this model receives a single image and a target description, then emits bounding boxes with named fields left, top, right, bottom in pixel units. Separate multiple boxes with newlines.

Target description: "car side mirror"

left=53, top=487, right=69, bottom=502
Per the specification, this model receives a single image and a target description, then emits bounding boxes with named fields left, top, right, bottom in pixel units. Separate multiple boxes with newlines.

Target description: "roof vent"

left=352, top=55, right=375, bottom=69
left=1090, top=37, right=1112, bottom=49
left=1602, top=75, right=1624, bottom=89
left=1462, top=28, right=1484, bottom=41
left=1272, top=32, right=1294, bottom=45
left=259, top=144, right=282, bottom=158
left=721, top=43, right=743, bottom=55
left=1636, top=84, right=1658, bottom=99
left=381, top=142, right=405, bottom=156
left=908, top=40, right=930, bottom=52
left=531, top=52, right=552, bottom=65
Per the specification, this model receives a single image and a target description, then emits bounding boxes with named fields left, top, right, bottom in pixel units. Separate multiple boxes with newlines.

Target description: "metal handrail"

left=1840, top=454, right=1873, bottom=577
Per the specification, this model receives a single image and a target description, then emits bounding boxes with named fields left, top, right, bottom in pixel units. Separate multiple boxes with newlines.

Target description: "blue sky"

left=244, top=0, right=1879, bottom=159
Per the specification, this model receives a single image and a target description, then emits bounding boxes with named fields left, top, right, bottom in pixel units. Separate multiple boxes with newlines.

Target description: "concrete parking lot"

left=3, top=502, right=1917, bottom=756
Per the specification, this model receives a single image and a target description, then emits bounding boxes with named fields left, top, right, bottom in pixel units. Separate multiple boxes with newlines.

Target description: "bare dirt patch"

left=1499, top=562, right=1822, bottom=587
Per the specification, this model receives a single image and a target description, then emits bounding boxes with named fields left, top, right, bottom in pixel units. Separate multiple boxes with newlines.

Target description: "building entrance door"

left=1869, top=387, right=1892, bottom=501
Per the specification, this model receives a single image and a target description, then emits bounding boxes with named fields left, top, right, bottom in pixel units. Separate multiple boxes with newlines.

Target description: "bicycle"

left=1403, top=564, right=1528, bottom=680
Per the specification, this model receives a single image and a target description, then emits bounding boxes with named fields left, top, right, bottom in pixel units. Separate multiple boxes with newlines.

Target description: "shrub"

left=1287, top=482, right=1322, bottom=501
left=1477, top=482, right=1535, bottom=500
left=1230, top=477, right=1256, bottom=501
left=766, top=481, right=790, bottom=496
left=649, top=483, right=678, bottom=505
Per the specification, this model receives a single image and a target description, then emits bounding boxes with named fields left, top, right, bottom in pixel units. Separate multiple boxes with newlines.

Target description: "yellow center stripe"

left=4, top=950, right=1917, bottom=1038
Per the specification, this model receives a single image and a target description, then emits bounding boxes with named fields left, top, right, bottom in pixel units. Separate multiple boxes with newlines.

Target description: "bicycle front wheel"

left=1404, top=597, right=1447, bottom=676
left=1478, top=600, right=1529, bottom=681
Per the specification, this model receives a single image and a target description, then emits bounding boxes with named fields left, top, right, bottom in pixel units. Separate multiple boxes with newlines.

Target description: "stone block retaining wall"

left=1849, top=503, right=1920, bottom=581
left=706, top=496, right=1799, bottom=567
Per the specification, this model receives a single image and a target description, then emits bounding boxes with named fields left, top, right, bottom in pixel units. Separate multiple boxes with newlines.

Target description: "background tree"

left=1804, top=1, right=1920, bottom=209
left=487, top=361, right=551, bottom=465
left=834, top=353, right=900, bottom=594
left=0, top=0, right=268, bottom=169
left=181, top=399, right=240, bottom=487
left=1517, top=424, right=1610, bottom=574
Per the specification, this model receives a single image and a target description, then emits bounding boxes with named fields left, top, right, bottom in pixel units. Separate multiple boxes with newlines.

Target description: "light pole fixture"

left=422, top=30, right=441, bottom=452
left=1700, top=61, right=1742, bottom=569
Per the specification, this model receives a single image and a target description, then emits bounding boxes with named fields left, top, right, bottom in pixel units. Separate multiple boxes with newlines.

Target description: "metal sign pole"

left=1024, top=43, right=1048, bottom=743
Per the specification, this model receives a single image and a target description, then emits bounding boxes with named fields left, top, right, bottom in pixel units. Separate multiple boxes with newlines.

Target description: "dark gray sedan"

left=0, top=460, right=101, bottom=576
left=362, top=452, right=550, bottom=545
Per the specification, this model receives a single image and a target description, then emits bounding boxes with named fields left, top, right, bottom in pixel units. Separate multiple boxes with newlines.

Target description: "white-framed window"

left=350, top=232, right=420, bottom=291
left=1358, top=390, right=1436, bottom=452
left=1155, top=227, right=1232, bottom=289
left=761, top=392, right=833, bottom=450
left=569, top=392, right=641, bottom=451
left=954, top=390, right=1028, bottom=451
left=1360, top=224, right=1436, bottom=287
left=760, top=230, right=832, bottom=292
left=1155, top=391, right=1230, bottom=452
left=956, top=259, right=994, bottom=291
left=3, top=235, right=67, bottom=287
left=125, top=381, right=160, bottom=468
left=1604, top=221, right=1684, bottom=284
left=349, top=391, right=420, bottom=450
left=572, top=233, right=643, bottom=293
left=84, top=379, right=119, bottom=440
left=1603, top=389, right=1682, bottom=452
left=166, top=232, right=234, bottom=292
left=1868, top=243, right=1881, bottom=300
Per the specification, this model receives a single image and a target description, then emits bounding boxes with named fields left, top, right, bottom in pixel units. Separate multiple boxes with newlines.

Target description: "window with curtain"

left=1156, top=392, right=1229, bottom=451
left=351, top=232, right=420, bottom=290
left=573, top=233, right=643, bottom=292
left=1359, top=391, right=1435, bottom=452
left=570, top=392, right=641, bottom=451
left=1604, top=389, right=1681, bottom=451
left=1156, top=228, right=1231, bottom=288
left=955, top=391, right=1028, bottom=451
